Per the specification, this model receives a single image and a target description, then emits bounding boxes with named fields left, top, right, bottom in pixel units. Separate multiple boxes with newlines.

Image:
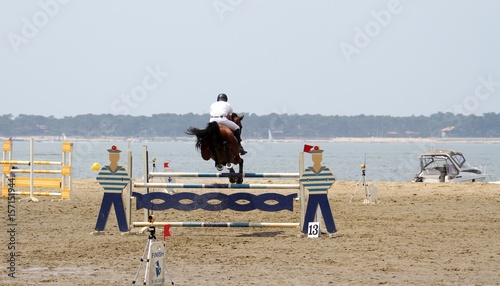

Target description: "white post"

left=142, top=145, right=149, bottom=224
left=126, top=140, right=132, bottom=231
left=28, top=138, right=38, bottom=202
left=61, top=143, right=65, bottom=194
left=2, top=141, right=12, bottom=188
left=299, top=151, right=305, bottom=231
left=68, top=143, right=72, bottom=199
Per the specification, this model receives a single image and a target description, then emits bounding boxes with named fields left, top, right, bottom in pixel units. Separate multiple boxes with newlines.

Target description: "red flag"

left=304, top=144, right=323, bottom=153
left=303, top=144, right=314, bottom=153
left=164, top=224, right=171, bottom=240
left=303, top=144, right=322, bottom=153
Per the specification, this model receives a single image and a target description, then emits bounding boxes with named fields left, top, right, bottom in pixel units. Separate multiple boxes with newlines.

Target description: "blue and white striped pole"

left=148, top=172, right=299, bottom=178
left=133, top=182, right=300, bottom=190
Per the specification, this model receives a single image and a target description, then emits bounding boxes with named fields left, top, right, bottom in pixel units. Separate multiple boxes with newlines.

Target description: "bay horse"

left=186, top=113, right=244, bottom=184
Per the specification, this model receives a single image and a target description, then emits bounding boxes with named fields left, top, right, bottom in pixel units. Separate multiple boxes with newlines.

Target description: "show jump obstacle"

left=95, top=144, right=339, bottom=236
left=1, top=138, right=73, bottom=201
left=130, top=145, right=305, bottom=230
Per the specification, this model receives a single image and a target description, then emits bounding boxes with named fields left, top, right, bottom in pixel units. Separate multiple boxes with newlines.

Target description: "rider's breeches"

left=210, top=118, right=240, bottom=131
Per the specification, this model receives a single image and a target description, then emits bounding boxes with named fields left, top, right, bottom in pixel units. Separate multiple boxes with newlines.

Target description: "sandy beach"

left=1, top=179, right=499, bottom=286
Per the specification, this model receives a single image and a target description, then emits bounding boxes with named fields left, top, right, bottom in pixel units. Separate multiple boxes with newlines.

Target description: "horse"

left=186, top=113, right=245, bottom=184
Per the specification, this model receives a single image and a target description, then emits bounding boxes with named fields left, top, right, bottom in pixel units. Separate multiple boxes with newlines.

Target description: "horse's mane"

left=229, top=113, right=243, bottom=128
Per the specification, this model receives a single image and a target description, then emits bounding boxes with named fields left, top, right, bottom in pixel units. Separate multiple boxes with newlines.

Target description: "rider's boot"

left=234, top=129, right=247, bottom=155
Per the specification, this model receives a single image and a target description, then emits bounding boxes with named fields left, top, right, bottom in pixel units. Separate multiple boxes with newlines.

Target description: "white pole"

left=29, top=138, right=38, bottom=202
left=61, top=143, right=65, bottom=194
left=143, top=145, right=149, bottom=223
left=68, top=143, right=72, bottom=199
left=299, top=152, right=305, bottom=231
left=2, top=141, right=9, bottom=188
left=126, top=140, right=132, bottom=231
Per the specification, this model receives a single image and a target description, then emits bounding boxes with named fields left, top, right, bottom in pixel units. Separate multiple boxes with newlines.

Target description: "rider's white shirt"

left=210, top=101, right=233, bottom=117
left=209, top=101, right=239, bottom=131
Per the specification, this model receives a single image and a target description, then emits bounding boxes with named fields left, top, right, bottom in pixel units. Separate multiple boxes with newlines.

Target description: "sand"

left=1, top=179, right=499, bottom=286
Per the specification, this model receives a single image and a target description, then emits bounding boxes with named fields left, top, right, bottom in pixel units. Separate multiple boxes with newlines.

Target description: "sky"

left=1, top=0, right=499, bottom=118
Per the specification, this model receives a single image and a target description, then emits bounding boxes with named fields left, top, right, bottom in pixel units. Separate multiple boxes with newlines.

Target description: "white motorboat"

left=412, top=149, right=487, bottom=183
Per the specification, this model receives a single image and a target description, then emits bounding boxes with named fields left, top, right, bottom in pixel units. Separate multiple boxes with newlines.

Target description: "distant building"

left=441, top=126, right=455, bottom=137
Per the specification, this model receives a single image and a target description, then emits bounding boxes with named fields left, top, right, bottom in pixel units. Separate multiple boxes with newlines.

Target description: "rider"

left=209, top=93, right=247, bottom=155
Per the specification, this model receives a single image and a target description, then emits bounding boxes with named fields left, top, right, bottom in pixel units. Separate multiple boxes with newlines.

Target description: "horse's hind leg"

left=220, top=141, right=239, bottom=183
left=223, top=141, right=231, bottom=167
left=209, top=143, right=223, bottom=170
left=236, top=159, right=244, bottom=184
left=228, top=166, right=237, bottom=183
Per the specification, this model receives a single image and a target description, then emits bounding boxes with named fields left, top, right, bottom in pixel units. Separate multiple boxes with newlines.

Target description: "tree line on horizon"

left=0, top=112, right=499, bottom=139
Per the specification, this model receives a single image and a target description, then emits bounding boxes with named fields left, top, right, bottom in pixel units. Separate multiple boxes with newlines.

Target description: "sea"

left=5, top=139, right=500, bottom=182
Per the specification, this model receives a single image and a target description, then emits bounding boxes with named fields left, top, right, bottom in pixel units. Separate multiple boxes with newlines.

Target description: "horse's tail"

left=186, top=122, right=220, bottom=150
left=206, top=121, right=220, bottom=137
